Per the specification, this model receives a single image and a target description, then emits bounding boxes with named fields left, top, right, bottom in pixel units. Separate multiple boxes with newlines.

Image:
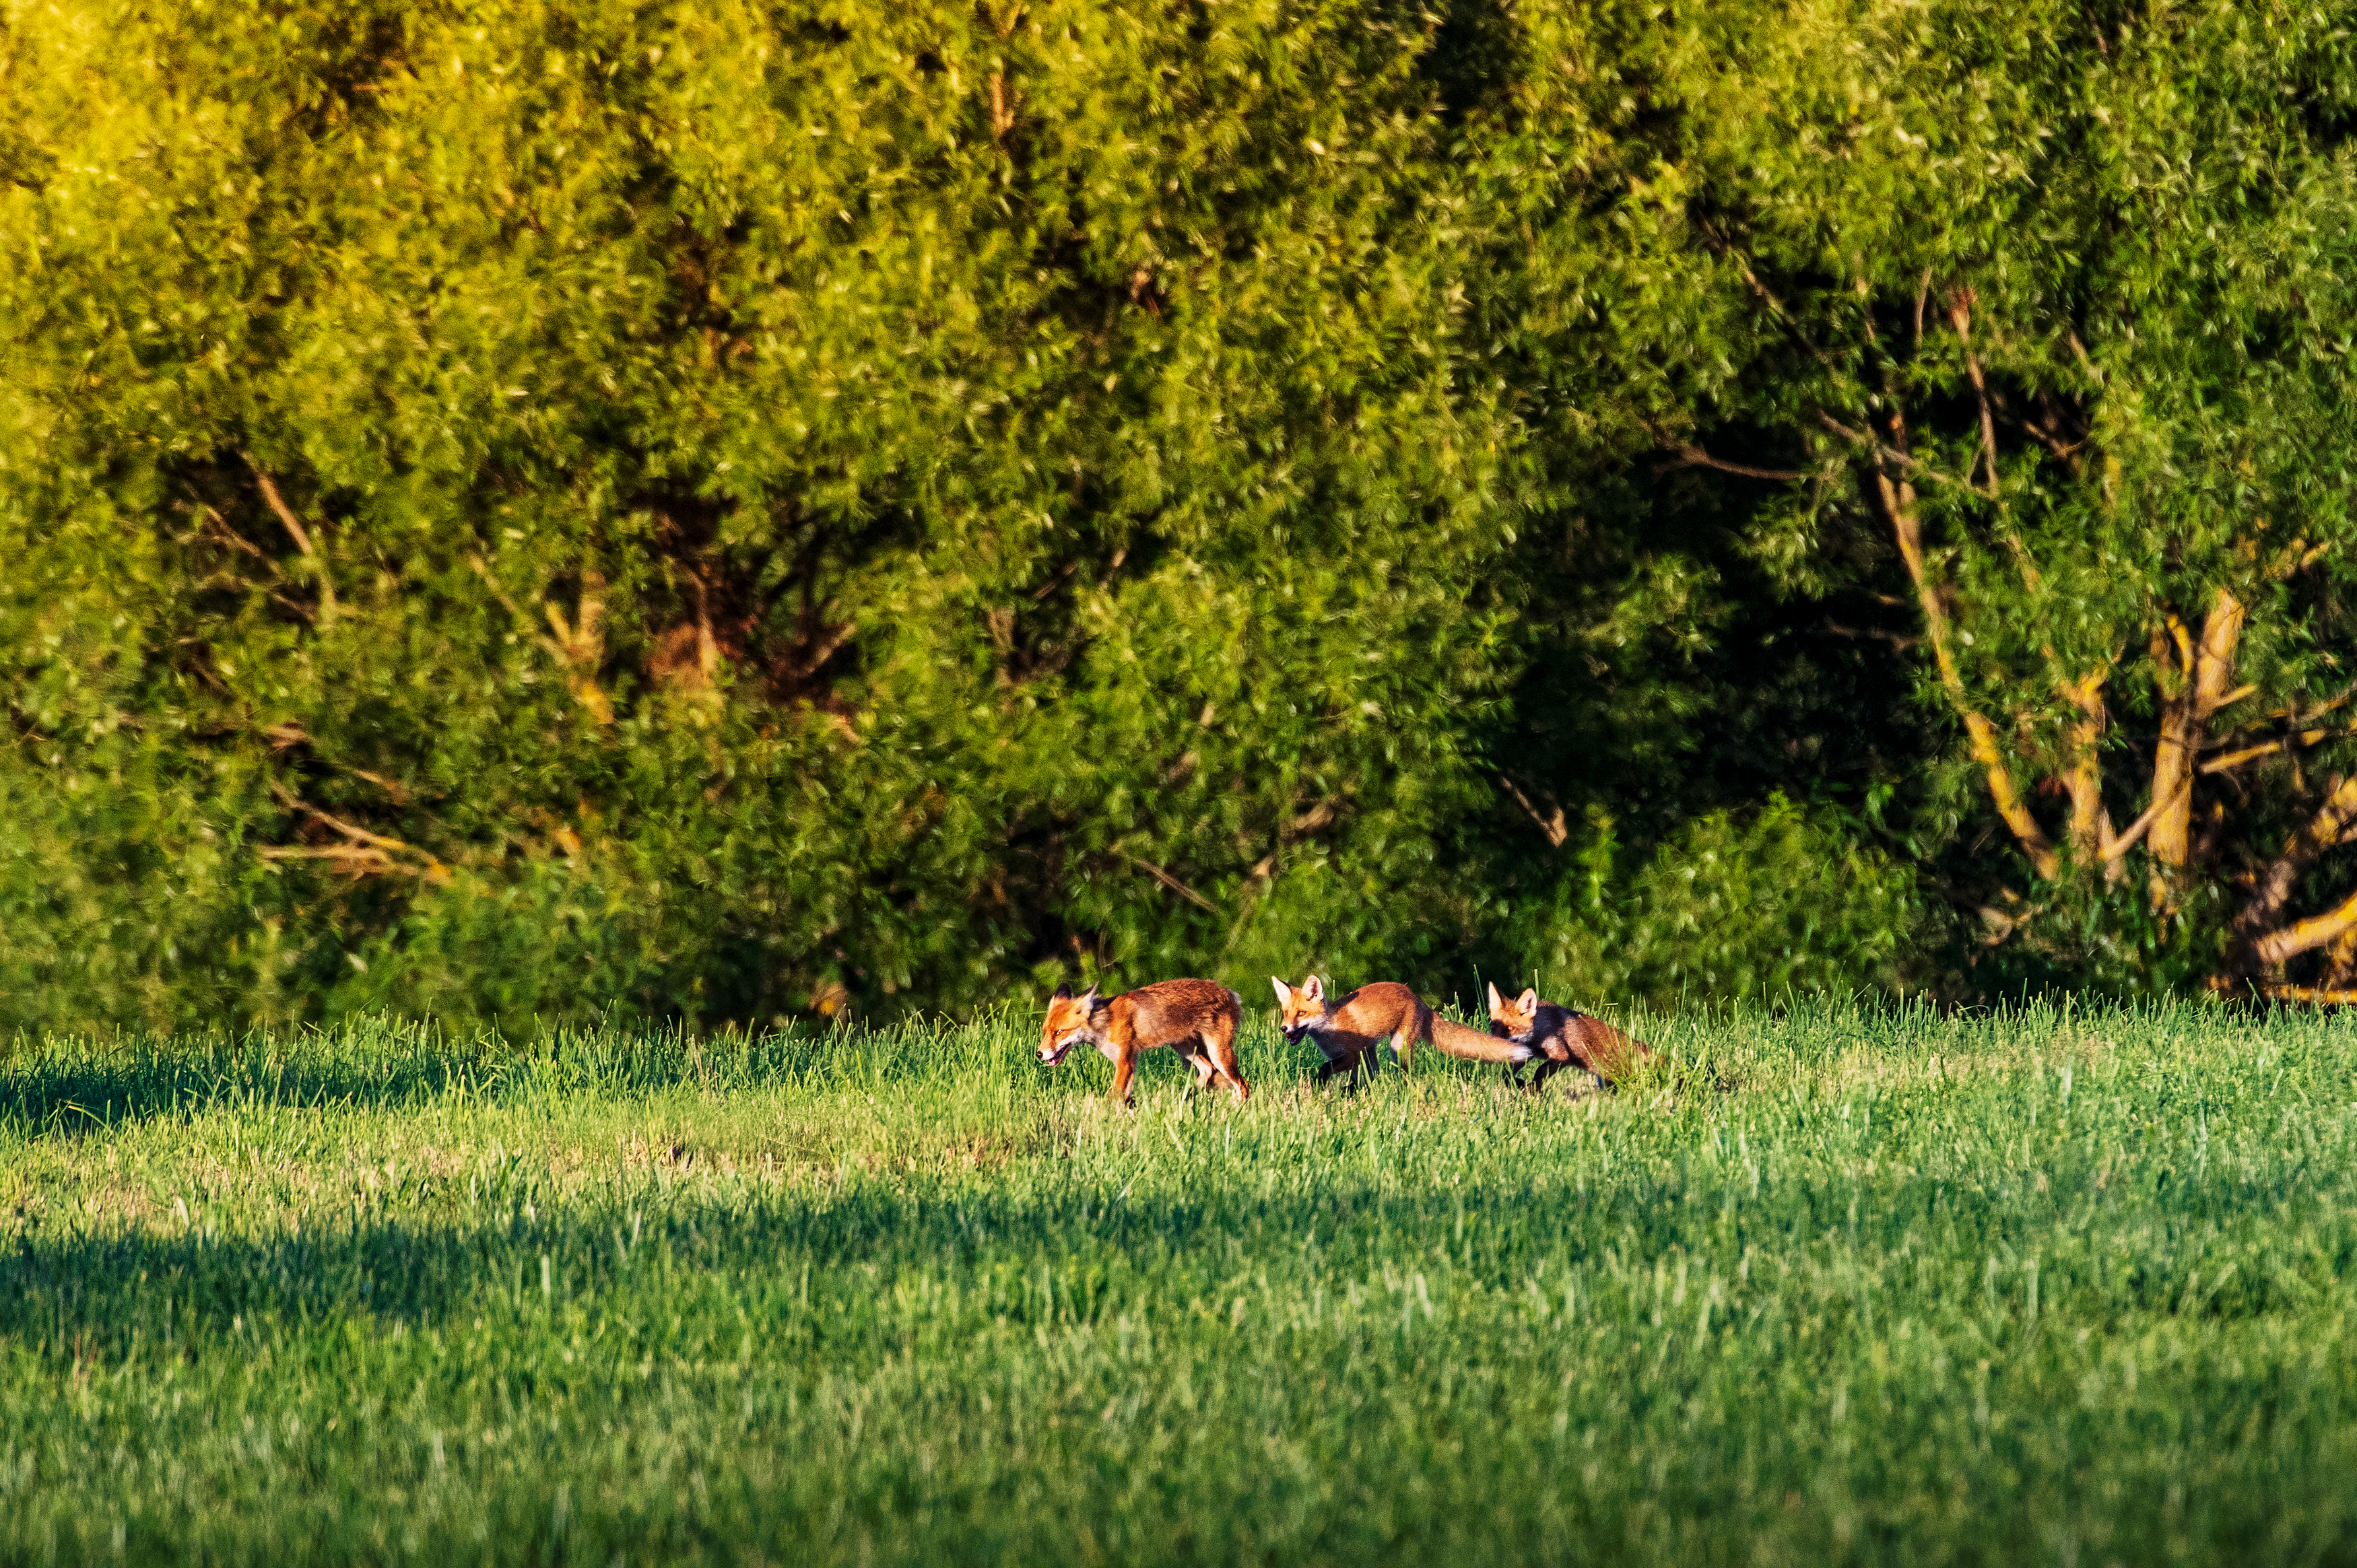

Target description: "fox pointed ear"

left=1079, top=983, right=1100, bottom=1004
left=1302, top=975, right=1324, bottom=1001
left=1517, top=988, right=1539, bottom=1013
left=1052, top=982, right=1073, bottom=1000
left=1486, top=981, right=1504, bottom=1011
left=1271, top=976, right=1293, bottom=1006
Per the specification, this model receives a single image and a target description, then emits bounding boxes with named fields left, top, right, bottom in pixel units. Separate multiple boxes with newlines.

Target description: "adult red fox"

left=1038, top=978, right=1249, bottom=1105
left=1486, top=982, right=1655, bottom=1092
left=1271, top=975, right=1536, bottom=1086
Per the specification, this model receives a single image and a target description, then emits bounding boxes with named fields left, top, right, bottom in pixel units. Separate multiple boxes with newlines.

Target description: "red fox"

left=1271, top=975, right=1537, bottom=1086
left=1486, top=982, right=1655, bottom=1092
left=1038, top=978, right=1249, bottom=1105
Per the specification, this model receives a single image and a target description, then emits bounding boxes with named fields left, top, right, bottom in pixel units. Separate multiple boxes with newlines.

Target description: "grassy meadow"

left=2, top=999, right=2354, bottom=1565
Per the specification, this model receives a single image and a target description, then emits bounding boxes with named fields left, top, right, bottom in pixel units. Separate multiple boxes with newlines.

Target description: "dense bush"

left=1513, top=796, right=1929, bottom=1012
left=5, top=0, right=2356, bottom=1030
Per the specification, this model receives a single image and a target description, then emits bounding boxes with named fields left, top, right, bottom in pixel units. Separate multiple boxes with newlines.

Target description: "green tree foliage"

left=5, top=0, right=2354, bottom=1031
left=0, top=0, right=1546, bottom=1032
left=1461, top=0, right=2357, bottom=997
left=1513, top=796, right=1927, bottom=1009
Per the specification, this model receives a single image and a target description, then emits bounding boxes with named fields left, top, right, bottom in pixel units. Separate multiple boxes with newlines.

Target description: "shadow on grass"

left=0, top=1147, right=2313, bottom=1367
left=0, top=1017, right=987, bottom=1142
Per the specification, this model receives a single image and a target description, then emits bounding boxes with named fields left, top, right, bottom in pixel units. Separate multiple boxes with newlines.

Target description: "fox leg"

left=1200, top=1029, right=1249, bottom=1101
left=1109, top=1042, right=1138, bottom=1105
left=1314, top=1049, right=1366, bottom=1091
left=1319, top=1052, right=1369, bottom=1090
left=1388, top=1020, right=1420, bottom=1070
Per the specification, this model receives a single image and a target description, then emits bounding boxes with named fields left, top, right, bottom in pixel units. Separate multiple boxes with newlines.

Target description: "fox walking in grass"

left=1486, top=982, right=1655, bottom=1093
left=1038, top=978, right=1251, bottom=1105
left=1271, top=974, right=1537, bottom=1087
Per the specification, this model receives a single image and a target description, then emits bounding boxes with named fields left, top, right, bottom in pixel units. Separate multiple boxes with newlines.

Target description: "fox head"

left=1039, top=982, right=1103, bottom=1066
left=1270, top=974, right=1331, bottom=1041
left=1487, top=982, right=1542, bottom=1042
left=1490, top=982, right=1575, bottom=1063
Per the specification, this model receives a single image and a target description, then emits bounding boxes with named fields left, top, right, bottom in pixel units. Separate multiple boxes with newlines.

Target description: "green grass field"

left=3, top=999, right=2354, bottom=1565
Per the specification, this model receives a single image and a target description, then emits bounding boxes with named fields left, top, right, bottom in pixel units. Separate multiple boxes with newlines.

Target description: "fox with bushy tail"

left=1272, top=975, right=1536, bottom=1087
left=1486, top=982, right=1657, bottom=1093
left=1039, top=978, right=1249, bottom=1105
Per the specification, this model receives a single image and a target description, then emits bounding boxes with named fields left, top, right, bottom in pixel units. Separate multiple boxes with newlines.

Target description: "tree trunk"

left=2149, top=588, right=2244, bottom=867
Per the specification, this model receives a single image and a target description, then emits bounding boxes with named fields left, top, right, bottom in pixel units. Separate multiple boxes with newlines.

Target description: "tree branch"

left=1656, top=445, right=1812, bottom=482
left=2099, top=786, right=2179, bottom=864
left=1946, top=291, right=2001, bottom=499
left=2201, top=727, right=2357, bottom=776
left=2232, top=772, right=2357, bottom=953
left=1498, top=776, right=1568, bottom=848
left=1115, top=850, right=1216, bottom=913
left=1818, top=413, right=1968, bottom=491
left=242, top=457, right=337, bottom=626
left=2254, top=884, right=2357, bottom=969
left=269, top=782, right=411, bottom=854
left=2149, top=588, right=2244, bottom=866
left=260, top=785, right=449, bottom=883
left=1868, top=464, right=2058, bottom=879
left=2230, top=982, right=2357, bottom=1007
left=2057, top=667, right=2115, bottom=871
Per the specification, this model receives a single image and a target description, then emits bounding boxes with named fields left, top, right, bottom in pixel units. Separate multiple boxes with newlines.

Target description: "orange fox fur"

left=1271, top=975, right=1535, bottom=1086
left=1486, top=982, right=1655, bottom=1092
left=1038, top=978, right=1249, bottom=1104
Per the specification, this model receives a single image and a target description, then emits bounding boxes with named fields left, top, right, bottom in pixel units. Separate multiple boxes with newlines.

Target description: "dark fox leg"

left=1317, top=1047, right=1374, bottom=1092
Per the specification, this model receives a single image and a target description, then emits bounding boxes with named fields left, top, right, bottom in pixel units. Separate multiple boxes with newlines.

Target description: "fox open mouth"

left=1040, top=1037, right=1079, bottom=1066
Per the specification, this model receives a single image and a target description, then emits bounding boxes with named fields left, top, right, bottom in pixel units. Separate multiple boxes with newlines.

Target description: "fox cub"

left=1486, top=982, right=1655, bottom=1093
left=1039, top=978, right=1250, bottom=1105
left=1271, top=975, right=1536, bottom=1086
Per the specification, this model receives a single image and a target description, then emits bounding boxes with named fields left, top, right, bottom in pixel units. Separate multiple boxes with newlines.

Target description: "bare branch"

left=2203, top=741, right=2286, bottom=776
left=2098, top=788, right=2176, bottom=864
left=2200, top=726, right=2357, bottom=775
left=1115, top=850, right=1217, bottom=913
left=1869, top=463, right=2058, bottom=879
left=2150, top=588, right=2245, bottom=867
left=2067, top=331, right=2103, bottom=386
left=1946, top=291, right=2001, bottom=499
left=2234, top=772, right=2357, bottom=945
left=269, top=782, right=411, bottom=853
left=1817, top=413, right=1968, bottom=491
left=2234, top=982, right=2357, bottom=1007
left=258, top=784, right=449, bottom=884
left=197, top=505, right=275, bottom=567
left=2057, top=667, right=2112, bottom=866
left=1657, top=445, right=1812, bottom=483
left=1824, top=619, right=1920, bottom=651
left=242, top=456, right=337, bottom=626
left=2255, top=884, right=2357, bottom=969
left=1498, top=776, right=1568, bottom=848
